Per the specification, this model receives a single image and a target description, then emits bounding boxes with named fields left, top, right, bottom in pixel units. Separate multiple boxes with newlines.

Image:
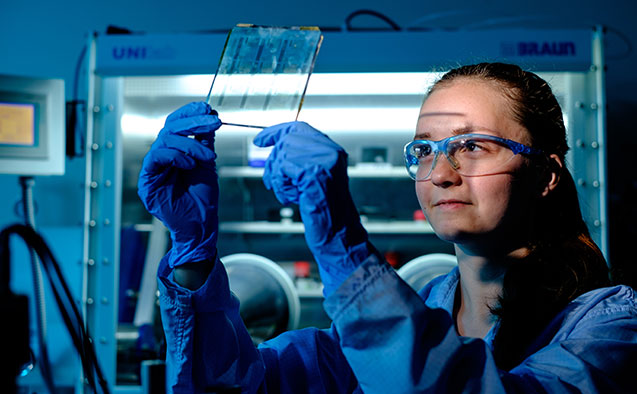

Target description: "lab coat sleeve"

left=158, top=253, right=361, bottom=394
left=157, top=253, right=265, bottom=393
left=323, top=256, right=637, bottom=393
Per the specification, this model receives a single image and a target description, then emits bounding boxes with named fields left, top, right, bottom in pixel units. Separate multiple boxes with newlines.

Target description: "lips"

left=433, top=199, right=470, bottom=207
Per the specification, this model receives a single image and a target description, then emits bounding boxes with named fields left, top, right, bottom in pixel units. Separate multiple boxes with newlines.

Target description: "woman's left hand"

left=254, top=121, right=377, bottom=296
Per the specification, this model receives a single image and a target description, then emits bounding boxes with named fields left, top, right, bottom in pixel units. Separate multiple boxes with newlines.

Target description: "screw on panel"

left=575, top=139, right=585, bottom=148
left=87, top=259, right=95, bottom=266
left=577, top=179, right=586, bottom=186
left=575, top=101, right=585, bottom=109
left=91, top=143, right=99, bottom=151
left=89, top=219, right=97, bottom=227
left=106, top=141, right=113, bottom=149
left=92, top=106, right=101, bottom=113
left=90, top=181, right=98, bottom=189
left=103, top=258, right=110, bottom=265
left=101, top=297, right=109, bottom=304
left=104, top=219, right=111, bottom=226
left=105, top=180, right=112, bottom=187
left=592, top=180, right=600, bottom=188
left=86, top=298, right=94, bottom=305
left=591, top=141, right=599, bottom=149
left=590, top=103, right=599, bottom=110
left=107, top=104, right=115, bottom=112
left=593, top=220, right=601, bottom=227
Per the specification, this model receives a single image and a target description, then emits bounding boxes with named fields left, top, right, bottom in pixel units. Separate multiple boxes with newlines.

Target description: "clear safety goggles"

left=404, top=133, right=544, bottom=181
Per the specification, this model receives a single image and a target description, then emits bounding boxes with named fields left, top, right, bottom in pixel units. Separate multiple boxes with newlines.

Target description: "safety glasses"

left=404, top=133, right=543, bottom=181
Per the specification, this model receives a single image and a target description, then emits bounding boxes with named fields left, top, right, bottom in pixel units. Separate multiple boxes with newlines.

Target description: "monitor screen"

left=0, top=75, right=64, bottom=175
left=0, top=102, right=37, bottom=147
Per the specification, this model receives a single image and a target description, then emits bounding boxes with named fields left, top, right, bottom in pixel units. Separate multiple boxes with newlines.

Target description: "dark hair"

left=430, top=63, right=610, bottom=370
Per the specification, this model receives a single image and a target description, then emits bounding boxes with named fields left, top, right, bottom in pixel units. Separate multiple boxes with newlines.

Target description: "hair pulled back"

left=430, top=63, right=610, bottom=370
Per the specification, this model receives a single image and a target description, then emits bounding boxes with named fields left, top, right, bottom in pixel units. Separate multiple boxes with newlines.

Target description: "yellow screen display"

left=0, top=102, right=35, bottom=146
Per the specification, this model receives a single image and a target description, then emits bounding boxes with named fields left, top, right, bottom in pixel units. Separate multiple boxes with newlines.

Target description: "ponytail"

left=491, top=169, right=609, bottom=369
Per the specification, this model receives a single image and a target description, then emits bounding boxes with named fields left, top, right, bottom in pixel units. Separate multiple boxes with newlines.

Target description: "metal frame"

left=560, top=27, right=607, bottom=256
left=81, top=34, right=122, bottom=393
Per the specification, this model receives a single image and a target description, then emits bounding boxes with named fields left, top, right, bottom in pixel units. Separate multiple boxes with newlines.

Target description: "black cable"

left=19, top=225, right=107, bottom=392
left=604, top=26, right=633, bottom=60
left=2, top=224, right=96, bottom=391
left=0, top=224, right=110, bottom=394
left=344, top=9, right=401, bottom=31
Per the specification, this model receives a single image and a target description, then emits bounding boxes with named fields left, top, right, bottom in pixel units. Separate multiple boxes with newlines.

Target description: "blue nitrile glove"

left=137, top=102, right=221, bottom=268
left=254, top=121, right=381, bottom=296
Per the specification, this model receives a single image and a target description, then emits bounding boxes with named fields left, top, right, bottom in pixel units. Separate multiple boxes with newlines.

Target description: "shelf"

left=219, top=165, right=410, bottom=179
left=219, top=220, right=434, bottom=234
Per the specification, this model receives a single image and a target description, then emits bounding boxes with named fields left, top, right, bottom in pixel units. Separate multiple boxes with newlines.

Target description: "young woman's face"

left=415, top=78, right=536, bottom=250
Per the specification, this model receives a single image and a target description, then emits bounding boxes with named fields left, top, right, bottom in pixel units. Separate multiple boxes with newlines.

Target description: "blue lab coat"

left=157, top=254, right=637, bottom=393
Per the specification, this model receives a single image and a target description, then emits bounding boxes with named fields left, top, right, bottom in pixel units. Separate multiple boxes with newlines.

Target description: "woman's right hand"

left=137, top=102, right=222, bottom=269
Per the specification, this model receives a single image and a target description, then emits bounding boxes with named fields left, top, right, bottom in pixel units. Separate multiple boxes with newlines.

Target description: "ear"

left=540, top=154, right=563, bottom=197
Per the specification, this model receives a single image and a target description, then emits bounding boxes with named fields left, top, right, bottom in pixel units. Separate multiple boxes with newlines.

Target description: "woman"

left=138, top=63, right=636, bottom=393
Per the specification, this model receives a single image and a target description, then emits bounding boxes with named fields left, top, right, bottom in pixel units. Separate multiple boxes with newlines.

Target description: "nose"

left=430, top=154, right=461, bottom=188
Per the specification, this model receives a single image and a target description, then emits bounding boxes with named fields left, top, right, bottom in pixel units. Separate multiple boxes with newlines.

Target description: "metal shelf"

left=219, top=220, right=433, bottom=234
left=135, top=220, right=432, bottom=235
left=219, top=165, right=410, bottom=179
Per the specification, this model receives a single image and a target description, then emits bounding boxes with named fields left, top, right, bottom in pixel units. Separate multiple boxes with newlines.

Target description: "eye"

left=465, top=140, right=483, bottom=151
left=458, top=139, right=488, bottom=153
left=413, top=144, right=433, bottom=158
